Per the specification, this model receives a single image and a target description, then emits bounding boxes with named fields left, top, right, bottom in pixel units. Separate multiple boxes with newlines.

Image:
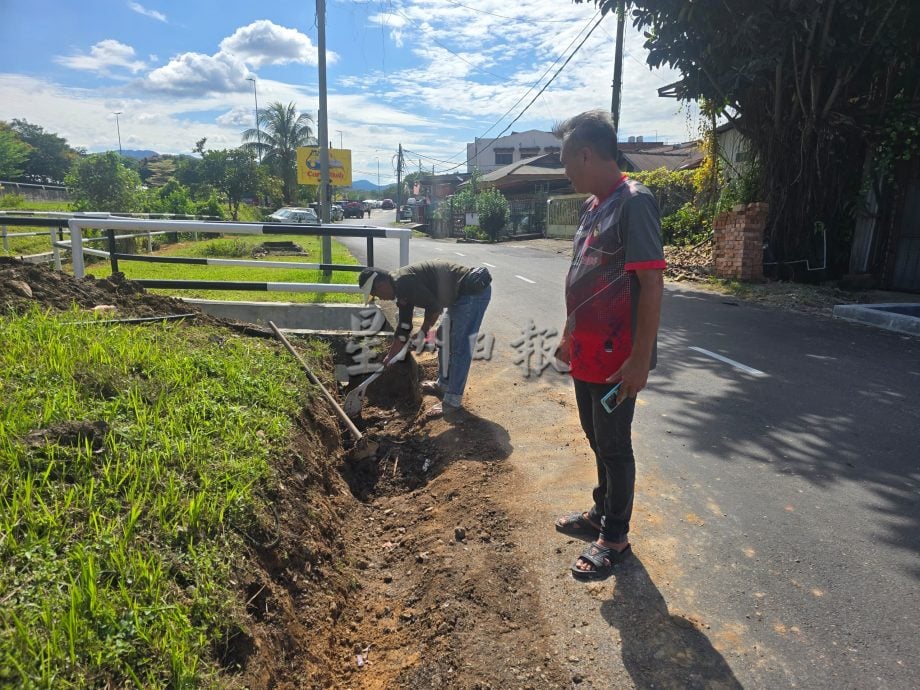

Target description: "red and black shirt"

left=564, top=177, right=666, bottom=383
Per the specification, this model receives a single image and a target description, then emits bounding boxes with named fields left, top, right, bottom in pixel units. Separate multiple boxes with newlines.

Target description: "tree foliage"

left=9, top=119, right=79, bottom=184
left=241, top=102, right=314, bottom=203
left=579, top=0, right=920, bottom=276
left=0, top=125, right=30, bottom=180
left=476, top=187, right=510, bottom=241
left=65, top=152, right=143, bottom=212
left=201, top=148, right=259, bottom=220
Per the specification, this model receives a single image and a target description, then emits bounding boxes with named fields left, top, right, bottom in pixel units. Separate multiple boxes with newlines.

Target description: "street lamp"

left=246, top=77, right=261, bottom=163
left=376, top=157, right=380, bottom=187
left=113, top=111, right=123, bottom=155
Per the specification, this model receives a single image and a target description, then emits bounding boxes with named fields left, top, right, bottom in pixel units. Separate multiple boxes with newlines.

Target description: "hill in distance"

left=350, top=179, right=381, bottom=191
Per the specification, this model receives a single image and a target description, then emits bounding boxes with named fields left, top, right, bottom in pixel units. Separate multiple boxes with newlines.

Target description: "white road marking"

left=453, top=251, right=466, bottom=256
left=482, top=262, right=496, bottom=268
left=689, top=346, right=768, bottom=377
left=515, top=274, right=536, bottom=284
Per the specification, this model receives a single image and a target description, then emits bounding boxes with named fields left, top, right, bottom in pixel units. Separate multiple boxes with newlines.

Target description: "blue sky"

left=0, top=0, right=697, bottom=185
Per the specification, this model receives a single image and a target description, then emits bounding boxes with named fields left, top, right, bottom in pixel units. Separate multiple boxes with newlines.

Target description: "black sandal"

left=554, top=511, right=601, bottom=536
left=571, top=542, right=631, bottom=580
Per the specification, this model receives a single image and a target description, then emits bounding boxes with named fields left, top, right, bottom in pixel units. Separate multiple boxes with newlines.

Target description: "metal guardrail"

left=65, top=217, right=411, bottom=295
left=1, top=213, right=412, bottom=296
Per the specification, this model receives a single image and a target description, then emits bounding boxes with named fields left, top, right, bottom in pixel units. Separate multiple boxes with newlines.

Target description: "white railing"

left=62, top=217, right=410, bottom=295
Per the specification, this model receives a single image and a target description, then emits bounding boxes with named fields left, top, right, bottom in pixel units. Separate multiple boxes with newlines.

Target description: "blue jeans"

left=573, top=378, right=637, bottom=543
left=438, top=285, right=491, bottom=407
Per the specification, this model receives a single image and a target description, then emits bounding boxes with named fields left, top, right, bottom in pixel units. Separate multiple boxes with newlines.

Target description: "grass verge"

left=0, top=307, right=326, bottom=687
left=84, top=234, right=364, bottom=304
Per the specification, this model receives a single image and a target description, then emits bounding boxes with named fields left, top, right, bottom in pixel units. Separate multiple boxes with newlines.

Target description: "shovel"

left=344, top=342, right=409, bottom=418
left=269, top=321, right=377, bottom=460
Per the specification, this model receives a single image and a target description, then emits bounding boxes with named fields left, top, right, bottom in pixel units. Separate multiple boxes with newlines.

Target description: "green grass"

left=0, top=307, right=326, bottom=688
left=84, top=233, right=364, bottom=304
left=1, top=198, right=73, bottom=256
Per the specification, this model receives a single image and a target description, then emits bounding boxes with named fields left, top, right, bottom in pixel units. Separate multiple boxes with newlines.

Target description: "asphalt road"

left=340, top=214, right=920, bottom=688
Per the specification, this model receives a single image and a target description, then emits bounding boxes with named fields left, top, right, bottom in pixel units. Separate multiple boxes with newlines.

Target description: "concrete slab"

left=832, top=303, right=920, bottom=336
left=182, top=298, right=390, bottom=335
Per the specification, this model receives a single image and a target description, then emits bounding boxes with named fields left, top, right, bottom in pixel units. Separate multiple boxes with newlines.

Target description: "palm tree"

left=242, top=101, right=314, bottom=203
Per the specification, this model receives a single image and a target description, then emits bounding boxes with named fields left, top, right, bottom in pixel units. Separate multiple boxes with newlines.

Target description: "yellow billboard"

left=296, top=147, right=352, bottom=187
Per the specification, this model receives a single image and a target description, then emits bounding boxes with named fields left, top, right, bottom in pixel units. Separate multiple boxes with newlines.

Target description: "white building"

left=466, top=130, right=561, bottom=174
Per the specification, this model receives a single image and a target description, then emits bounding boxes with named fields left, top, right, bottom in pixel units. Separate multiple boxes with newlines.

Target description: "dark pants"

left=573, top=378, right=637, bottom=543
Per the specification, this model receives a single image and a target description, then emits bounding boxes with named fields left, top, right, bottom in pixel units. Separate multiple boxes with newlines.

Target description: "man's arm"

left=607, top=268, right=663, bottom=401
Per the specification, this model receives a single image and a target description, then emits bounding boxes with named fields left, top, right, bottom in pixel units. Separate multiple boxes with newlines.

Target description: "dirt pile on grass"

left=0, top=256, right=194, bottom=317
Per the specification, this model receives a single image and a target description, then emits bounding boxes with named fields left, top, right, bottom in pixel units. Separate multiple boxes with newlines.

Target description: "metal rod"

left=268, top=321, right=363, bottom=442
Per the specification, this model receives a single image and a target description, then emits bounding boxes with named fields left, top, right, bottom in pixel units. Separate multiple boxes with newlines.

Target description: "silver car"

left=268, top=207, right=319, bottom=224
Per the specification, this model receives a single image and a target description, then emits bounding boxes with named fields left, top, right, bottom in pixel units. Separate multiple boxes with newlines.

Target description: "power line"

left=436, top=13, right=608, bottom=174
left=403, top=12, right=605, bottom=175
left=471, top=10, right=601, bottom=145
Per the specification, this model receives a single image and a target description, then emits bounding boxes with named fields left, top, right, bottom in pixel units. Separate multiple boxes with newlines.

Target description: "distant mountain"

left=350, top=179, right=381, bottom=191
left=119, top=149, right=159, bottom=159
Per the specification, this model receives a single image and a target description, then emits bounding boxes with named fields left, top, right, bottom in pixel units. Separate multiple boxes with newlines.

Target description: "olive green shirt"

left=392, top=260, right=474, bottom=340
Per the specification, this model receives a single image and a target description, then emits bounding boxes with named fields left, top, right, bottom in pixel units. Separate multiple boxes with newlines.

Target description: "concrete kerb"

left=832, top=303, right=920, bottom=336
left=183, top=299, right=389, bottom=335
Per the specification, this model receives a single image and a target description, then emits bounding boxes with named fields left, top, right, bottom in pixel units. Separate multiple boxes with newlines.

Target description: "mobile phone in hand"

left=601, top=382, right=622, bottom=414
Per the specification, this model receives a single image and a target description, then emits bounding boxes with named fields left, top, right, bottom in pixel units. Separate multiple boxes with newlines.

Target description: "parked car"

left=380, top=198, right=395, bottom=210
left=343, top=200, right=365, bottom=219
left=268, top=207, right=319, bottom=224
left=363, top=199, right=379, bottom=210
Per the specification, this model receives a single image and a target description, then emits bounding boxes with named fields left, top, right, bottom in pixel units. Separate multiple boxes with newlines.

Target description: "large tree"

left=201, top=148, right=259, bottom=220
left=241, top=102, right=314, bottom=204
left=579, top=0, right=920, bottom=276
left=65, top=152, right=143, bottom=212
left=0, top=124, right=30, bottom=180
left=9, top=119, right=79, bottom=184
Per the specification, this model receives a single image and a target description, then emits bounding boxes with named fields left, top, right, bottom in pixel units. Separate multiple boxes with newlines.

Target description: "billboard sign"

left=296, top=147, right=352, bottom=187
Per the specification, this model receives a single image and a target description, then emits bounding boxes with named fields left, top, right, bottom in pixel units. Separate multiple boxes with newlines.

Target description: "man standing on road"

left=551, top=110, right=665, bottom=579
left=358, top=260, right=491, bottom=416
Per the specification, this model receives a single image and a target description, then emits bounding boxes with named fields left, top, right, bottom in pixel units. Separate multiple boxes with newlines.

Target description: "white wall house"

left=466, top=130, right=561, bottom=174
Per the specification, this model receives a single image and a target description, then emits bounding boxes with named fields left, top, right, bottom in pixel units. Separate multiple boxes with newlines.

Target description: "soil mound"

left=0, top=257, right=196, bottom=317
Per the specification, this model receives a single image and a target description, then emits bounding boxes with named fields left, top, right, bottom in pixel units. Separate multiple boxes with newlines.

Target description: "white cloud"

left=128, top=2, right=167, bottom=23
left=216, top=107, right=255, bottom=127
left=219, top=20, right=332, bottom=68
left=55, top=40, right=147, bottom=75
left=143, top=51, right=250, bottom=95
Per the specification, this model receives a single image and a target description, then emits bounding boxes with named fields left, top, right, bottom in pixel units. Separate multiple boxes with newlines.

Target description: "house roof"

left=474, top=152, right=568, bottom=187
left=619, top=142, right=704, bottom=171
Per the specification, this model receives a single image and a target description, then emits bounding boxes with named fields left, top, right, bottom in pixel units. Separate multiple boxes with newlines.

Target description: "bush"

left=661, top=201, right=711, bottom=246
left=463, top=225, right=490, bottom=241
left=630, top=167, right=696, bottom=218
left=195, top=193, right=225, bottom=219
left=198, top=238, right=251, bottom=257
left=476, top=187, right=509, bottom=241
left=0, top=192, right=25, bottom=208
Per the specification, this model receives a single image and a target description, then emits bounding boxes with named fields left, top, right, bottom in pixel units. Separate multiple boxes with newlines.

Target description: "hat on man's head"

left=358, top=268, right=377, bottom=304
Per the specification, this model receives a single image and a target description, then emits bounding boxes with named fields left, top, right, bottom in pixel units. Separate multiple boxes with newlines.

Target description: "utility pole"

left=316, top=0, right=332, bottom=266
left=113, top=112, right=123, bottom=155
left=610, top=1, right=626, bottom=138
left=246, top=77, right=261, bottom=163
left=396, top=144, right=404, bottom=211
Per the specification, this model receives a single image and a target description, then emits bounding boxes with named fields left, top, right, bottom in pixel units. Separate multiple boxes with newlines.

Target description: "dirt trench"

left=0, top=259, right=573, bottom=688
left=254, top=354, right=574, bottom=689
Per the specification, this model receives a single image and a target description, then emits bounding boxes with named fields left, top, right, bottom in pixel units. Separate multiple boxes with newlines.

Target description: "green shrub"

left=463, top=225, right=488, bottom=241
left=197, top=238, right=251, bottom=257
left=476, top=187, right=509, bottom=241
left=0, top=192, right=25, bottom=208
left=661, top=201, right=711, bottom=246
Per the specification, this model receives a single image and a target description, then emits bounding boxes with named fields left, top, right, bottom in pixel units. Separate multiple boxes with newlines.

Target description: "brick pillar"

left=713, top=202, right=767, bottom=281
